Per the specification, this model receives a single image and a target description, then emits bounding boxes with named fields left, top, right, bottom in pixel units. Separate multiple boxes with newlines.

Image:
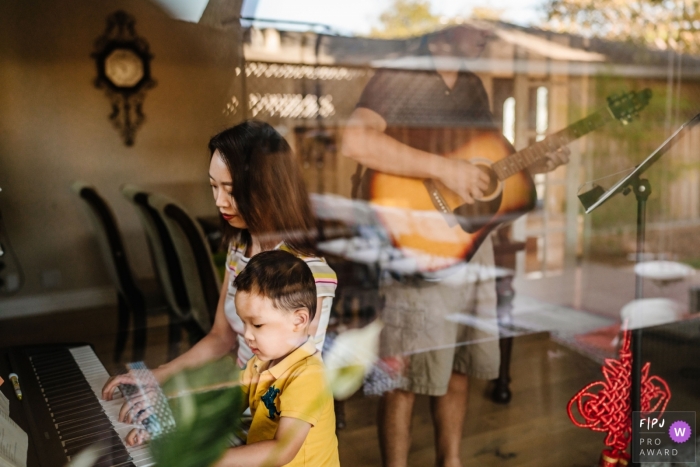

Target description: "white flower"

left=65, top=443, right=103, bottom=467
left=324, top=320, right=383, bottom=400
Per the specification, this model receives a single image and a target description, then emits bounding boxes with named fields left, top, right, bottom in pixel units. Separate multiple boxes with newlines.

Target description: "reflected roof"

left=243, top=19, right=700, bottom=78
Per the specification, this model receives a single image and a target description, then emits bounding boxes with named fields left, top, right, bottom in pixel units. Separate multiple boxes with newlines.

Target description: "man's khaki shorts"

left=378, top=237, right=500, bottom=396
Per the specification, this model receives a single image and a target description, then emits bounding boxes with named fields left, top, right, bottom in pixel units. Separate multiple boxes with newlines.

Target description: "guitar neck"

left=493, top=106, right=614, bottom=180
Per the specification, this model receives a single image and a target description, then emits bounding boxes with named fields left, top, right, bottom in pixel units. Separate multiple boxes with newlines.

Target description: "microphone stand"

left=630, top=176, right=650, bottom=455
left=578, top=112, right=700, bottom=466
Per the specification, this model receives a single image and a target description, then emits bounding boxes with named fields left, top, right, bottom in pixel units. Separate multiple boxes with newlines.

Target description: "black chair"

left=72, top=182, right=149, bottom=362
left=122, top=185, right=206, bottom=361
left=148, top=192, right=221, bottom=334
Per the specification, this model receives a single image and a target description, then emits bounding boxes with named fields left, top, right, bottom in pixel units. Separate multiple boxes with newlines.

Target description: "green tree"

left=543, top=0, right=700, bottom=54
left=369, top=0, right=442, bottom=39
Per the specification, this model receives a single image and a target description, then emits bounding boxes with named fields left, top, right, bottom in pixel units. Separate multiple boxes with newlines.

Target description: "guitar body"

left=366, top=88, right=651, bottom=271
left=369, top=131, right=536, bottom=271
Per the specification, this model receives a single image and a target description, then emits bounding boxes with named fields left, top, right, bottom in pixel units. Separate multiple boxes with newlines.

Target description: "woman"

left=101, top=120, right=337, bottom=425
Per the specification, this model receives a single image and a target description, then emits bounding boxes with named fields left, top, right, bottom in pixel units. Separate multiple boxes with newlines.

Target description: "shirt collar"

left=253, top=339, right=317, bottom=380
left=428, top=53, right=468, bottom=74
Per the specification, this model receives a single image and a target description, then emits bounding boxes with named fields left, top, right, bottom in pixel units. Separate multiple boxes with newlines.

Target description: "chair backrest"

left=71, top=181, right=141, bottom=305
left=147, top=192, right=220, bottom=333
left=121, top=185, right=190, bottom=318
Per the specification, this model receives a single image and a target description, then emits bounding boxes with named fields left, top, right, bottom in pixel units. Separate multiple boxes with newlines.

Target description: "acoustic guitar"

left=369, top=89, right=652, bottom=271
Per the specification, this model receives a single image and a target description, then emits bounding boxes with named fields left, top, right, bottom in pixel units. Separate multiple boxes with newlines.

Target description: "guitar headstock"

left=607, top=88, right=652, bottom=125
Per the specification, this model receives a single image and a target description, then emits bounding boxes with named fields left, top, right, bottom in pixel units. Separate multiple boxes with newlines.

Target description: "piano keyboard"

left=70, top=346, right=156, bottom=466
left=26, top=346, right=155, bottom=467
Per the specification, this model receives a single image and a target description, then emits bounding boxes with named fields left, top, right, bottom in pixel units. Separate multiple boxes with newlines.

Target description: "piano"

left=0, top=345, right=155, bottom=467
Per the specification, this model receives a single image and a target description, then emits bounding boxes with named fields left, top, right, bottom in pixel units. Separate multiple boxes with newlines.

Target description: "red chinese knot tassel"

left=567, top=330, right=671, bottom=463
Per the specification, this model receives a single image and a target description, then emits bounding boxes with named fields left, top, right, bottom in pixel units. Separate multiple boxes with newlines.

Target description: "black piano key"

left=89, top=439, right=134, bottom=458
left=55, top=411, right=106, bottom=429
left=52, top=406, right=108, bottom=425
left=50, top=399, right=103, bottom=418
left=94, top=454, right=133, bottom=467
left=49, top=399, right=101, bottom=418
left=42, top=382, right=97, bottom=398
left=94, top=453, right=133, bottom=467
left=51, top=398, right=103, bottom=416
left=58, top=413, right=113, bottom=434
left=35, top=367, right=86, bottom=384
left=93, top=443, right=134, bottom=467
left=40, top=380, right=92, bottom=396
left=38, top=372, right=87, bottom=387
left=40, top=384, right=94, bottom=401
left=64, top=434, right=129, bottom=459
left=47, top=392, right=102, bottom=412
left=32, top=358, right=79, bottom=374
left=30, top=347, right=72, bottom=357
left=33, top=358, right=82, bottom=371
left=30, top=351, right=73, bottom=367
left=46, top=393, right=97, bottom=407
left=54, top=415, right=109, bottom=432
left=31, top=347, right=73, bottom=358
left=43, top=389, right=96, bottom=407
left=35, top=368, right=84, bottom=382
left=39, top=378, right=93, bottom=395
left=61, top=426, right=121, bottom=447
left=35, top=364, right=85, bottom=378
left=45, top=384, right=96, bottom=400
left=32, top=358, right=78, bottom=373
left=64, top=430, right=121, bottom=454
left=53, top=412, right=107, bottom=428
left=60, top=419, right=114, bottom=439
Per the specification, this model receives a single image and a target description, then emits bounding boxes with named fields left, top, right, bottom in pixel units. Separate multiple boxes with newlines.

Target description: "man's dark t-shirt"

left=356, top=67, right=499, bottom=156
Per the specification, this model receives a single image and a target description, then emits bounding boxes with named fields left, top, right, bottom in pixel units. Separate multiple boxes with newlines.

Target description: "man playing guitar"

left=342, top=25, right=568, bottom=467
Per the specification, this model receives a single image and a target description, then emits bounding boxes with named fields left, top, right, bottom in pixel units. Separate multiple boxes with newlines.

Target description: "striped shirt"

left=224, top=241, right=338, bottom=367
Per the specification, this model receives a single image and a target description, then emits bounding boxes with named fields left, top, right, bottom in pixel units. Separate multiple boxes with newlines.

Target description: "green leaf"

left=150, top=356, right=245, bottom=467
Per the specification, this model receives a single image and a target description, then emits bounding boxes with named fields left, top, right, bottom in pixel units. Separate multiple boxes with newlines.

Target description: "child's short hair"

left=234, top=250, right=317, bottom=320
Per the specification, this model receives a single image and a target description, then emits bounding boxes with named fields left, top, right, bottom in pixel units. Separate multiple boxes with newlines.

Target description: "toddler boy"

left=215, top=250, right=340, bottom=467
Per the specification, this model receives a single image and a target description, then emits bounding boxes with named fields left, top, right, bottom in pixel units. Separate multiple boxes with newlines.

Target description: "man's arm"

left=341, top=107, right=490, bottom=204
left=214, top=417, right=311, bottom=467
left=343, top=107, right=570, bottom=192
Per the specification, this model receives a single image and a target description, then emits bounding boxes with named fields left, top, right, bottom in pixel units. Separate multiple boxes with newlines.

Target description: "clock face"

left=104, top=48, right=144, bottom=88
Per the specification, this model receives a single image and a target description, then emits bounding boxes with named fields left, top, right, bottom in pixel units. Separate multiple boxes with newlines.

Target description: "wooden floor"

left=3, top=305, right=697, bottom=467
left=338, top=334, right=606, bottom=467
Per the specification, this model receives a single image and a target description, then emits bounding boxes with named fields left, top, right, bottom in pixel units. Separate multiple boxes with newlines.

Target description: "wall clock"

left=92, top=11, right=156, bottom=146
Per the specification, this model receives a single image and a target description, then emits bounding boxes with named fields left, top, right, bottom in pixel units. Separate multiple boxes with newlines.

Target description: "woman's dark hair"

left=233, top=250, right=317, bottom=321
left=209, top=120, right=317, bottom=254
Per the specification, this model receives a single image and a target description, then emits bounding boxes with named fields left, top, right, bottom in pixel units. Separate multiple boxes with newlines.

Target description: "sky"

left=252, top=0, right=548, bottom=35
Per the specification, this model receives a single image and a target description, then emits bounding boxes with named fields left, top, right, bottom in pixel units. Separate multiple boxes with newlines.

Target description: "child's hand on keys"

left=119, top=385, right=158, bottom=423
left=125, top=428, right=150, bottom=447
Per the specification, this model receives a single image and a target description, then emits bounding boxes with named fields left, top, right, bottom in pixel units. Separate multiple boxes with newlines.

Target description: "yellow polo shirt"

left=241, top=340, right=340, bottom=467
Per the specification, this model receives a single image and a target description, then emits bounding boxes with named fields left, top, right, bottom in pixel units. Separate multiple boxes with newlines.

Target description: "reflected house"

left=240, top=20, right=700, bottom=294
left=2, top=1, right=699, bottom=339
left=3, top=4, right=699, bottom=319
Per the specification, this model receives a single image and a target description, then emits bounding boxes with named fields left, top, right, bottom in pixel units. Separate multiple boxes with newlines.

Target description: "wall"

left=0, top=0, right=244, bottom=316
